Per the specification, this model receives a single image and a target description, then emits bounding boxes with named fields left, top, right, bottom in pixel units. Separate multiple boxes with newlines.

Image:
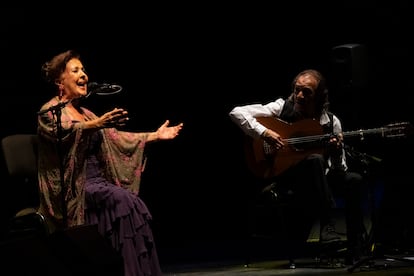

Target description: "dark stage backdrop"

left=1, top=2, right=413, bottom=259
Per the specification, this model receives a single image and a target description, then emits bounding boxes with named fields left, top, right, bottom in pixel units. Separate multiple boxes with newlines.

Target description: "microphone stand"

left=38, top=99, right=72, bottom=229
left=344, top=146, right=414, bottom=272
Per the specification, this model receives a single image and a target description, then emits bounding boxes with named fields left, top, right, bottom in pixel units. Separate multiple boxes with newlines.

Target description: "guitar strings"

left=283, top=125, right=407, bottom=145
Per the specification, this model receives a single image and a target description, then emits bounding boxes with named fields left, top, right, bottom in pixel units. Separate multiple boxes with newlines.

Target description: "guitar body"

left=245, top=117, right=326, bottom=179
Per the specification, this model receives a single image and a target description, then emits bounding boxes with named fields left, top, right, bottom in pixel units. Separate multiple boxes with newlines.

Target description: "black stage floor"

left=2, top=227, right=414, bottom=275
left=163, top=259, right=414, bottom=276
left=159, top=239, right=414, bottom=276
left=162, top=259, right=414, bottom=276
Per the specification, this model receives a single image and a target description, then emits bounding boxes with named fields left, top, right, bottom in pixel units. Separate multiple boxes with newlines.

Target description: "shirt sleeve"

left=328, top=114, right=348, bottom=171
left=229, top=98, right=285, bottom=139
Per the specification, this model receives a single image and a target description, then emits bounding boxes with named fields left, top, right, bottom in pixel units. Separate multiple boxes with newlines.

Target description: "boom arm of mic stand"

left=344, top=145, right=382, bottom=165
left=37, top=99, right=72, bottom=115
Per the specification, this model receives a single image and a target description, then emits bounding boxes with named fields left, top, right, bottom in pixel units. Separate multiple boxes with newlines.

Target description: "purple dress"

left=84, top=132, right=162, bottom=276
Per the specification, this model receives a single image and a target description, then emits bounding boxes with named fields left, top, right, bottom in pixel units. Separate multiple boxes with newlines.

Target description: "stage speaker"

left=330, top=43, right=369, bottom=88
left=0, top=225, right=124, bottom=276
left=329, top=43, right=370, bottom=129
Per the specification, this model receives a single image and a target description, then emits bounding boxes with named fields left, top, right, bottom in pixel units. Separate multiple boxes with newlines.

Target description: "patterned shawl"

left=37, top=97, right=148, bottom=230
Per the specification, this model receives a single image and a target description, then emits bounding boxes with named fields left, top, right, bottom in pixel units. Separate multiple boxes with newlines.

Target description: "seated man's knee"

left=306, top=153, right=325, bottom=166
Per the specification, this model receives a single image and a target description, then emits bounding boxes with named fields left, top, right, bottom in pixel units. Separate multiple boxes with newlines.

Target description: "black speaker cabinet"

left=331, top=43, right=368, bottom=88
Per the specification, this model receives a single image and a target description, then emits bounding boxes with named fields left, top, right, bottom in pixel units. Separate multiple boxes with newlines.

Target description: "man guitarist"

left=229, top=69, right=365, bottom=265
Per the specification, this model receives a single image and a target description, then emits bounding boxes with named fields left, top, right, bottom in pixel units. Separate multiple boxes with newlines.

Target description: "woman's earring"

left=58, top=84, right=63, bottom=99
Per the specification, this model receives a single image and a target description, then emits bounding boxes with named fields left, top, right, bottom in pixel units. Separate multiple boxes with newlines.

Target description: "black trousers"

left=277, top=153, right=365, bottom=245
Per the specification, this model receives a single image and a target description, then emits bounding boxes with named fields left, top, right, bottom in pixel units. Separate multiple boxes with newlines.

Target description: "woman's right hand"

left=100, top=108, right=129, bottom=128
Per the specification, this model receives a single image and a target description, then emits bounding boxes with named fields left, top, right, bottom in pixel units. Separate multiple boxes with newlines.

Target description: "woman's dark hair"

left=41, top=49, right=81, bottom=84
left=287, top=69, right=330, bottom=116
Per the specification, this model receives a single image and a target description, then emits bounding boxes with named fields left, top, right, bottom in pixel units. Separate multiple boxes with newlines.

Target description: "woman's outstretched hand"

left=156, top=120, right=184, bottom=140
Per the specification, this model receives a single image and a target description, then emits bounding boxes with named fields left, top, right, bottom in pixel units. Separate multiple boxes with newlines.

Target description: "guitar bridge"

left=263, top=140, right=276, bottom=156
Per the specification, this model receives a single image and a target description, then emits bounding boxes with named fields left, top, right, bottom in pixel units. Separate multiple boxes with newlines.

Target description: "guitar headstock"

left=384, top=121, right=414, bottom=138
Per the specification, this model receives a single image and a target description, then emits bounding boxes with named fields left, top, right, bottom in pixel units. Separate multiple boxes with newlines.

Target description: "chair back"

left=2, top=134, right=38, bottom=180
left=1, top=134, right=40, bottom=218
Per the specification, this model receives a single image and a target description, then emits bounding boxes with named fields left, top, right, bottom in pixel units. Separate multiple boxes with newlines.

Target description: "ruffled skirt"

left=84, top=175, right=162, bottom=276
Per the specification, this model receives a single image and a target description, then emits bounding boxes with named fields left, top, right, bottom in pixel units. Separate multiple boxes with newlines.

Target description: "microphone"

left=86, top=82, right=123, bottom=98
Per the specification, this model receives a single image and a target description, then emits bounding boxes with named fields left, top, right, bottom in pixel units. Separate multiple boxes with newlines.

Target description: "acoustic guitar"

left=244, top=117, right=412, bottom=179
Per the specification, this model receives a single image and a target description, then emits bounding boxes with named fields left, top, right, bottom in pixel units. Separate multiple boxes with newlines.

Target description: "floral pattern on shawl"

left=37, top=97, right=148, bottom=229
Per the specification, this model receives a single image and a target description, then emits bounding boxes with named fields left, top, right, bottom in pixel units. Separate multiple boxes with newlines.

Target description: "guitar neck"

left=285, top=124, right=410, bottom=146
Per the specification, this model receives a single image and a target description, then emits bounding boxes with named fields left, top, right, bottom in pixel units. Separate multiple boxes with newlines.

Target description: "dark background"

left=1, top=2, right=413, bottom=263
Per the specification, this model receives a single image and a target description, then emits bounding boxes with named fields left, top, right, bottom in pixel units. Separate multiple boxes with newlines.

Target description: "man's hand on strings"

left=261, top=128, right=284, bottom=150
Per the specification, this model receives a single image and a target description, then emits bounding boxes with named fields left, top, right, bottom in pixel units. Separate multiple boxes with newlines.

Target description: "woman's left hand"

left=156, top=120, right=184, bottom=140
